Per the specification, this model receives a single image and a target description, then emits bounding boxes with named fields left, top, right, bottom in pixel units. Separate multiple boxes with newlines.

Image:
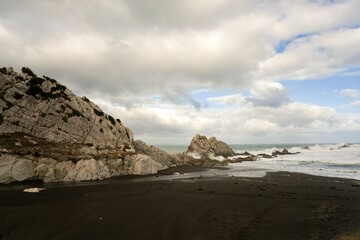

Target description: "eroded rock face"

left=0, top=153, right=167, bottom=183
left=186, top=134, right=235, bottom=158
left=134, top=140, right=176, bottom=167
left=127, top=154, right=166, bottom=175
left=0, top=67, right=134, bottom=150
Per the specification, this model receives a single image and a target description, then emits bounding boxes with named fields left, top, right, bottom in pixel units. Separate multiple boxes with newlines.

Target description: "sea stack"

left=186, top=134, right=235, bottom=158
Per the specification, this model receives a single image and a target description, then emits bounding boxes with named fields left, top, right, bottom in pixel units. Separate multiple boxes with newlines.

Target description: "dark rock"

left=272, top=148, right=299, bottom=157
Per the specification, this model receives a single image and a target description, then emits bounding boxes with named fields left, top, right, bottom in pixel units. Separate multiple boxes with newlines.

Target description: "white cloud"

left=243, top=119, right=280, bottom=135
left=350, top=100, right=360, bottom=107
left=246, top=82, right=291, bottom=107
left=1, top=0, right=359, bottom=101
left=207, top=94, right=246, bottom=106
left=257, top=28, right=360, bottom=81
left=1, top=0, right=360, bottom=143
left=95, top=97, right=360, bottom=144
left=340, top=89, right=360, bottom=98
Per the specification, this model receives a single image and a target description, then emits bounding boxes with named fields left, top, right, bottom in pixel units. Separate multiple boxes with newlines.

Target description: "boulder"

left=126, top=154, right=166, bottom=175
left=12, top=159, right=34, bottom=181
left=0, top=155, right=34, bottom=183
left=0, top=155, right=17, bottom=183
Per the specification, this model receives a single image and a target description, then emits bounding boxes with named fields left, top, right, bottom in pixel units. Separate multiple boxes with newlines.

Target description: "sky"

left=1, top=0, right=360, bottom=144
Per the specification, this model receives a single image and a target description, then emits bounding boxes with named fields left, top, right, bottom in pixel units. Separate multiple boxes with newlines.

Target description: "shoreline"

left=1, top=167, right=360, bottom=240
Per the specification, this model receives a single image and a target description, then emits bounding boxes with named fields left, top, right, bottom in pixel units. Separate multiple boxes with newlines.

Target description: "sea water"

left=157, top=143, right=360, bottom=180
left=231, top=143, right=360, bottom=180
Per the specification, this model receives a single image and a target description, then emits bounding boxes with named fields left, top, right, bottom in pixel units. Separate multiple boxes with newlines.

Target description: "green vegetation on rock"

left=26, top=77, right=69, bottom=100
left=93, top=108, right=104, bottom=117
left=15, top=76, right=24, bottom=81
left=21, top=67, right=37, bottom=77
left=108, top=115, right=116, bottom=126
left=66, top=104, right=84, bottom=119
left=82, top=96, right=90, bottom=103
left=43, top=75, right=57, bottom=84
left=0, top=67, right=7, bottom=75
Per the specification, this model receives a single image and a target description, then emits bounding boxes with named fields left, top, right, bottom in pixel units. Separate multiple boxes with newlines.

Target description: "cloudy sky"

left=1, top=0, right=360, bottom=144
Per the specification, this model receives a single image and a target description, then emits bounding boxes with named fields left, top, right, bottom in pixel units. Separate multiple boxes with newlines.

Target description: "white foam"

left=231, top=143, right=360, bottom=180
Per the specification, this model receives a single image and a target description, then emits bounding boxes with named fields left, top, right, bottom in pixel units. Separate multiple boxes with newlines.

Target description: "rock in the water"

left=271, top=148, right=298, bottom=157
left=186, top=134, right=235, bottom=158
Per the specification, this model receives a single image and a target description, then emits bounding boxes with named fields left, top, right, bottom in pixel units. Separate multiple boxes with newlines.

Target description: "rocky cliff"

left=0, top=67, right=168, bottom=183
left=0, top=67, right=133, bottom=149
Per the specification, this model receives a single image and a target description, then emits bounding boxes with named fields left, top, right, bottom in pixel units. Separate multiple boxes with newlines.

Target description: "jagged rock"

left=228, top=156, right=257, bottom=163
left=186, top=134, right=235, bottom=158
left=242, top=151, right=252, bottom=156
left=0, top=67, right=134, bottom=150
left=257, top=153, right=273, bottom=159
left=134, top=140, right=176, bottom=167
left=174, top=153, right=227, bottom=167
left=272, top=148, right=298, bottom=157
left=340, top=144, right=350, bottom=149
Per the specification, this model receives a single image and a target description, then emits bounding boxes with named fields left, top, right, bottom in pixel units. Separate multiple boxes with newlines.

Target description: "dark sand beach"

left=1, top=167, right=360, bottom=240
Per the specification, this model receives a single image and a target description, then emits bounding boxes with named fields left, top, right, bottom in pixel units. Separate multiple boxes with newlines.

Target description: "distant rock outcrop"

left=186, top=134, right=235, bottom=158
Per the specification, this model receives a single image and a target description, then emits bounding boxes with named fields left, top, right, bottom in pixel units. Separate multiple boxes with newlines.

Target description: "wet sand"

left=1, top=168, right=360, bottom=240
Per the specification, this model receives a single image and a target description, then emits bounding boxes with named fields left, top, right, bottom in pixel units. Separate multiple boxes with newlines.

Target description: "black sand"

left=1, top=168, right=360, bottom=240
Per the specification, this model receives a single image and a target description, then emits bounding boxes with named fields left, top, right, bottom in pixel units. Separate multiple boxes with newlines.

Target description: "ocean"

left=156, top=143, right=360, bottom=180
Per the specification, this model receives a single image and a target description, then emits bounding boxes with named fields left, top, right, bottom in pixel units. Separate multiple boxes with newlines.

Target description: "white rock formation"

left=0, top=153, right=167, bottom=183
